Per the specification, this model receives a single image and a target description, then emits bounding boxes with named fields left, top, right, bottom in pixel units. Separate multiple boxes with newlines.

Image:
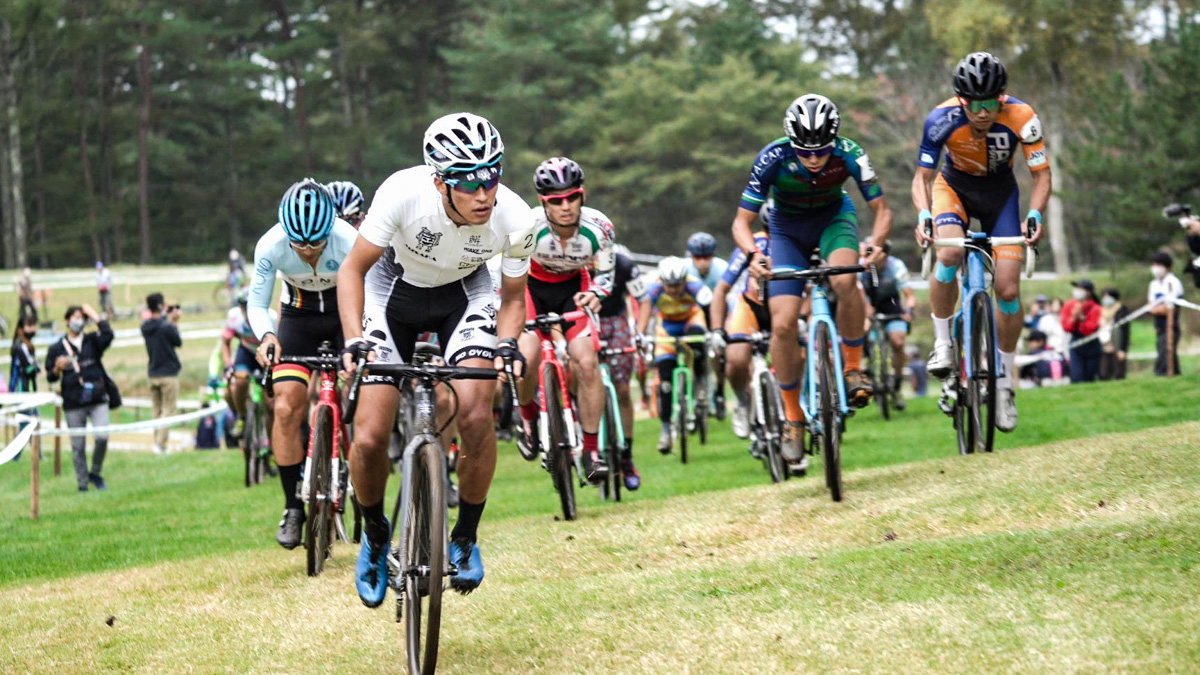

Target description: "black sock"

left=621, top=438, right=633, bottom=461
left=278, top=463, right=304, bottom=511
left=361, top=500, right=389, bottom=546
left=451, top=499, right=486, bottom=543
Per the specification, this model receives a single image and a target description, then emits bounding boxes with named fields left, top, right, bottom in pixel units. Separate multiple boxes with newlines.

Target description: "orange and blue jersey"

left=917, top=95, right=1048, bottom=181
left=740, top=136, right=883, bottom=217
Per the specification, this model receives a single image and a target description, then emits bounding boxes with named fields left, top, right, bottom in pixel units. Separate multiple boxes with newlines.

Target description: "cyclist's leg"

left=887, top=320, right=909, bottom=384
left=684, top=309, right=708, bottom=381
left=929, top=174, right=967, bottom=374
left=725, top=293, right=758, bottom=395
left=765, top=224, right=810, bottom=427
left=821, top=199, right=867, bottom=374
left=985, top=188, right=1025, bottom=391
left=516, top=281, right=544, bottom=411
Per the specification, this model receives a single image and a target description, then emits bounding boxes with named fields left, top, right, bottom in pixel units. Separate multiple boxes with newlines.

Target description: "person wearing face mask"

left=1060, top=279, right=1102, bottom=383
left=44, top=304, right=115, bottom=492
left=1148, top=251, right=1185, bottom=376
left=1098, top=288, right=1130, bottom=381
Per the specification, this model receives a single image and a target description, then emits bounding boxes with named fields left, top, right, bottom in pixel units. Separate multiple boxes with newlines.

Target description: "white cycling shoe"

left=732, top=405, right=750, bottom=439
left=927, top=342, right=955, bottom=379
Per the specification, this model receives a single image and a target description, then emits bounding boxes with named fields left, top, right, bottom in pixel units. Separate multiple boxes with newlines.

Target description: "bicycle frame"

left=955, top=235, right=997, bottom=383
left=596, top=346, right=637, bottom=457
left=300, top=368, right=347, bottom=513
left=392, top=377, right=450, bottom=591
left=653, top=334, right=707, bottom=422
left=528, top=314, right=595, bottom=456
left=801, top=282, right=850, bottom=426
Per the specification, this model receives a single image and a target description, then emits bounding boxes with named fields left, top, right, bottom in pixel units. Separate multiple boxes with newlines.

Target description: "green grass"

left=3, top=374, right=1198, bottom=589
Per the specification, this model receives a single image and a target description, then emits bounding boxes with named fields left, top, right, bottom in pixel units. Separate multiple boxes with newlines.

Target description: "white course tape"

left=0, top=418, right=39, bottom=466
left=0, top=393, right=57, bottom=416
left=25, top=402, right=228, bottom=437
left=1021, top=297, right=1198, bottom=363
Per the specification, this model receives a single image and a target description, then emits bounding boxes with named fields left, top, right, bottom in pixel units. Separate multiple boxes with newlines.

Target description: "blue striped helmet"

left=326, top=180, right=365, bottom=217
left=278, top=178, right=336, bottom=244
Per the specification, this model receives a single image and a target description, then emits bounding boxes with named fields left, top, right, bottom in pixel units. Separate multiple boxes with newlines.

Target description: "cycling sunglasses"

left=538, top=187, right=586, bottom=207
left=958, top=96, right=1002, bottom=113
left=792, top=143, right=835, bottom=160
left=443, top=165, right=503, bottom=194
left=289, top=240, right=327, bottom=252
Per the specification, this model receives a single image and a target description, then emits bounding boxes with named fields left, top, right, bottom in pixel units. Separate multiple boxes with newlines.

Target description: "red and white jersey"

left=529, top=205, right=616, bottom=297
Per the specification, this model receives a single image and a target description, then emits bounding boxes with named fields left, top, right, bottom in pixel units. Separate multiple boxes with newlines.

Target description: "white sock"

left=932, top=315, right=952, bottom=347
left=998, top=350, right=1016, bottom=390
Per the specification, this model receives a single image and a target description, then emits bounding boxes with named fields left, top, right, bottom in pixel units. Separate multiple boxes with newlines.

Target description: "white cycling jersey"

left=247, top=219, right=357, bottom=340
left=358, top=165, right=536, bottom=288
left=529, top=205, right=616, bottom=296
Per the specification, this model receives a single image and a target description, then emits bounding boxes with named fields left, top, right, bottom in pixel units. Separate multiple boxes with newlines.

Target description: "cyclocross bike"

left=864, top=312, right=908, bottom=421
left=242, top=367, right=274, bottom=486
left=345, top=343, right=515, bottom=675
left=764, top=259, right=870, bottom=502
left=596, top=342, right=638, bottom=502
left=724, top=332, right=788, bottom=483
left=921, top=220, right=1037, bottom=455
left=524, top=309, right=598, bottom=521
left=265, top=342, right=354, bottom=576
left=652, top=333, right=710, bottom=464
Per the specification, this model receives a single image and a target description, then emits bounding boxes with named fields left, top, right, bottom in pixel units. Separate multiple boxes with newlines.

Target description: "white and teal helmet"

left=326, top=180, right=364, bottom=217
left=278, top=178, right=336, bottom=245
left=423, top=112, right=505, bottom=175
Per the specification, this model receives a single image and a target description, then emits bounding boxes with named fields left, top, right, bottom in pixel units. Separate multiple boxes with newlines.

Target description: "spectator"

left=1034, top=296, right=1069, bottom=357
left=1183, top=213, right=1200, bottom=288
left=1024, top=294, right=1049, bottom=329
left=142, top=293, right=183, bottom=453
left=15, top=267, right=35, bottom=322
left=96, top=261, right=115, bottom=318
left=1061, top=279, right=1103, bottom=383
left=9, top=315, right=40, bottom=393
left=45, top=304, right=114, bottom=492
left=906, top=344, right=927, bottom=397
left=1019, top=330, right=1065, bottom=386
left=1148, top=251, right=1184, bottom=376
left=1099, top=287, right=1130, bottom=381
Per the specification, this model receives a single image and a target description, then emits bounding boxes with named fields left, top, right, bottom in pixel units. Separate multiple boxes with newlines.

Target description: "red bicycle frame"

left=527, top=309, right=600, bottom=454
left=300, top=366, right=349, bottom=513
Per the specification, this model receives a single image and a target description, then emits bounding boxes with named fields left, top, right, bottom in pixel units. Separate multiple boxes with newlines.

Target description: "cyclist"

left=596, top=243, right=649, bottom=489
left=327, top=180, right=366, bottom=229
left=686, top=232, right=729, bottom=291
left=514, top=156, right=616, bottom=483
left=337, top=112, right=534, bottom=607
left=710, top=206, right=772, bottom=439
left=220, top=289, right=275, bottom=437
left=860, top=240, right=916, bottom=410
left=249, top=179, right=357, bottom=550
left=637, top=256, right=712, bottom=453
left=732, top=93, right=894, bottom=463
left=912, top=51, right=1050, bottom=431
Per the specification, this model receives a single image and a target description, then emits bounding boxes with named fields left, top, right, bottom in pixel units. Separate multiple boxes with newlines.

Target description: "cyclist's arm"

left=902, top=286, right=917, bottom=313
left=496, top=272, right=527, bottom=344
left=637, top=297, right=653, bottom=335
left=247, top=236, right=279, bottom=340
left=1029, top=167, right=1052, bottom=216
left=220, top=331, right=234, bottom=367
left=911, top=166, right=936, bottom=215
left=588, top=222, right=616, bottom=299
left=864, top=194, right=894, bottom=251
left=710, top=279, right=732, bottom=332
left=731, top=208, right=760, bottom=259
left=336, top=234, right=387, bottom=344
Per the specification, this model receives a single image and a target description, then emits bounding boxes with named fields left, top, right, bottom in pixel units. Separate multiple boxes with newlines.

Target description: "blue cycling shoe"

left=356, top=525, right=390, bottom=608
left=621, top=459, right=640, bottom=491
left=449, top=538, right=484, bottom=594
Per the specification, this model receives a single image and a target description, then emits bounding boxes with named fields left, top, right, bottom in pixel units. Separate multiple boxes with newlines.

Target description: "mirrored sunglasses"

left=538, top=187, right=586, bottom=206
left=792, top=143, right=835, bottom=160
left=443, top=165, right=504, bottom=193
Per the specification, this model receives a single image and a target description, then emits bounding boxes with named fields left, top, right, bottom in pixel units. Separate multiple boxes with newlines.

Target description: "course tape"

left=0, top=419, right=39, bottom=466
left=23, top=402, right=229, bottom=437
left=1022, top=298, right=1197, bottom=362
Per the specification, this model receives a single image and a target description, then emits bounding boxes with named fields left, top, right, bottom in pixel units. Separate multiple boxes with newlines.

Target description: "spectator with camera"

left=1148, top=251, right=1184, bottom=376
left=1163, top=203, right=1200, bottom=288
left=45, top=304, right=116, bottom=491
left=142, top=293, right=183, bottom=453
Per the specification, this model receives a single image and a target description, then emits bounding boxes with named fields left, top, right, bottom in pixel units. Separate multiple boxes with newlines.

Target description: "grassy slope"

left=0, top=420, right=1196, bottom=672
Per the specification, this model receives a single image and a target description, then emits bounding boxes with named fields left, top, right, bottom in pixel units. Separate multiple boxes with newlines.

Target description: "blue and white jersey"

left=687, top=256, right=729, bottom=292
left=248, top=219, right=357, bottom=339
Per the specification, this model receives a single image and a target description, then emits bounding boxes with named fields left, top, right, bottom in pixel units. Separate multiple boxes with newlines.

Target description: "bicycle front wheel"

left=306, top=406, right=334, bottom=576
left=545, top=367, right=576, bottom=521
left=759, top=370, right=785, bottom=484
left=242, top=401, right=257, bottom=487
left=675, top=370, right=689, bottom=464
left=970, top=293, right=997, bottom=454
left=600, top=397, right=621, bottom=502
left=876, top=329, right=891, bottom=421
left=402, top=442, right=445, bottom=675
left=953, top=315, right=973, bottom=456
left=815, top=323, right=843, bottom=502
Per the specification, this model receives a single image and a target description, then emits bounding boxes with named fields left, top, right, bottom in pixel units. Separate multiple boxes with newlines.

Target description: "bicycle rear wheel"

left=815, top=323, right=843, bottom=502
left=969, top=293, right=997, bottom=454
left=402, top=442, right=445, bottom=675
left=545, top=368, right=576, bottom=521
left=674, top=370, right=689, bottom=464
left=759, top=371, right=785, bottom=484
left=876, top=330, right=891, bottom=421
left=306, top=407, right=334, bottom=577
left=242, top=401, right=257, bottom=488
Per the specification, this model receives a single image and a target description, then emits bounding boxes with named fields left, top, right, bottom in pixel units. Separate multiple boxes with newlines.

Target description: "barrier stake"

left=54, top=405, right=61, bottom=476
left=1167, top=306, right=1176, bottom=377
left=31, top=433, right=40, bottom=520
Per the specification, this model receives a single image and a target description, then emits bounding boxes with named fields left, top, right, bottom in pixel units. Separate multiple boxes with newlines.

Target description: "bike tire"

left=253, top=404, right=270, bottom=485
left=600, top=397, right=621, bottom=502
left=402, top=442, right=445, bottom=675
left=306, top=407, right=334, bottom=577
left=876, top=329, right=891, bottom=421
left=760, top=371, right=785, bottom=484
left=970, top=293, right=997, bottom=454
left=545, top=367, right=576, bottom=521
left=815, top=323, right=843, bottom=502
left=953, top=315, right=973, bottom=456
left=242, top=402, right=256, bottom=488
left=674, top=370, right=689, bottom=465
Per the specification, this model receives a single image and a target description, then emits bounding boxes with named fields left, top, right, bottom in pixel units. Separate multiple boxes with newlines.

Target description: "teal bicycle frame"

left=801, top=281, right=851, bottom=427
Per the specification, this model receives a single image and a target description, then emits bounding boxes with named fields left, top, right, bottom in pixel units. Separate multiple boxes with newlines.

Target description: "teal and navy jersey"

left=739, top=136, right=883, bottom=217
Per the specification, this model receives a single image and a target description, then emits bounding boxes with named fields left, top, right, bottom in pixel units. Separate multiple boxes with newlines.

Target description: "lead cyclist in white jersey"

left=248, top=178, right=357, bottom=550
left=338, top=113, right=535, bottom=607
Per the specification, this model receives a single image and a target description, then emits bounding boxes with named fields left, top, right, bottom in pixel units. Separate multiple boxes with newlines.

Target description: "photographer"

left=141, top=293, right=183, bottom=453
left=45, top=304, right=115, bottom=491
left=1163, top=203, right=1200, bottom=288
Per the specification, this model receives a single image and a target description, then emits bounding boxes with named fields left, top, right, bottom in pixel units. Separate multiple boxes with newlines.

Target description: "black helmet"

left=784, top=94, right=841, bottom=149
left=953, top=52, right=1008, bottom=100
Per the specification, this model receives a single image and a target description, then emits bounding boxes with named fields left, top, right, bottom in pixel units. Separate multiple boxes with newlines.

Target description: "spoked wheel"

left=814, top=323, right=843, bottom=502
left=759, top=371, right=786, bottom=484
left=545, top=368, right=576, bottom=521
left=675, top=370, right=689, bottom=465
left=599, top=399, right=621, bottom=502
left=969, top=294, right=997, bottom=454
left=401, top=442, right=445, bottom=675
left=953, top=316, right=973, bottom=456
left=306, top=407, right=335, bottom=576
left=875, top=330, right=891, bottom=421
left=242, top=404, right=257, bottom=487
